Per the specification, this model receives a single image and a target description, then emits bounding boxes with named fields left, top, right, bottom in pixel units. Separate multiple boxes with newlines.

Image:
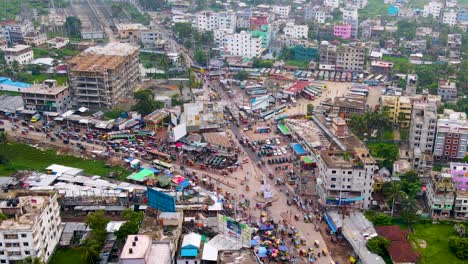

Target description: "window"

left=23, top=242, right=28, bottom=246
left=454, top=140, right=458, bottom=144
left=454, top=134, right=459, bottom=138
left=445, top=145, right=450, bottom=149
left=447, top=139, right=451, bottom=143
left=25, top=251, right=30, bottom=255
left=331, top=170, right=336, bottom=174
left=331, top=178, right=336, bottom=181
left=331, top=185, right=336, bottom=188
left=4, top=234, right=18, bottom=239
left=20, top=234, right=26, bottom=238
left=453, top=146, right=458, bottom=150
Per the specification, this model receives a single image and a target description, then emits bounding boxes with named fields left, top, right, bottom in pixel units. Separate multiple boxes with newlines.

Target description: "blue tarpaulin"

left=258, top=247, right=267, bottom=257
left=291, top=143, right=307, bottom=156
left=259, top=224, right=275, bottom=231
left=324, top=213, right=337, bottom=233
left=250, top=240, right=259, bottom=246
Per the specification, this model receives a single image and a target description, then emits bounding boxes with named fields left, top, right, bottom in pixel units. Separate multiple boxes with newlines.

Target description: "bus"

left=147, top=148, right=171, bottom=161
left=153, top=159, right=175, bottom=172
left=348, top=91, right=367, bottom=97
left=275, top=104, right=287, bottom=113
left=239, top=111, right=249, bottom=123
left=191, top=64, right=206, bottom=73
left=302, top=90, right=315, bottom=100
left=365, top=74, right=375, bottom=81
left=290, top=96, right=297, bottom=106
left=31, top=113, right=41, bottom=123
left=350, top=88, right=369, bottom=96
left=375, top=74, right=383, bottom=81
left=261, top=109, right=275, bottom=120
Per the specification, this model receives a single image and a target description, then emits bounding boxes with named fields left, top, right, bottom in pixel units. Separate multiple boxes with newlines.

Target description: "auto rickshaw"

left=301, top=238, right=306, bottom=245
left=304, top=215, right=309, bottom=223
left=245, top=185, right=250, bottom=191
left=322, top=248, right=328, bottom=256
left=294, top=214, right=299, bottom=221
left=294, top=239, right=300, bottom=248
left=314, top=240, right=319, bottom=248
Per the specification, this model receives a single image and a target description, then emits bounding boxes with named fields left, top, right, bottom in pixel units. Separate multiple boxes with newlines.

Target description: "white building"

left=271, top=5, right=291, bottom=16
left=3, top=44, right=33, bottom=65
left=324, top=0, right=340, bottom=8
left=0, top=192, right=62, bottom=263
left=21, top=79, right=72, bottom=113
left=425, top=172, right=455, bottom=217
left=305, top=6, right=329, bottom=23
left=284, top=23, right=309, bottom=39
left=316, top=148, right=378, bottom=209
left=423, top=1, right=443, bottom=18
left=342, top=7, right=359, bottom=20
left=409, top=101, right=437, bottom=173
left=352, top=0, right=368, bottom=9
left=120, top=235, right=172, bottom=264
left=193, top=11, right=237, bottom=45
left=442, top=9, right=458, bottom=26
left=224, top=31, right=263, bottom=58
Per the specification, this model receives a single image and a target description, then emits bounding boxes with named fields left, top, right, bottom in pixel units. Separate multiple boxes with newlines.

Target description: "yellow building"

left=381, top=94, right=441, bottom=128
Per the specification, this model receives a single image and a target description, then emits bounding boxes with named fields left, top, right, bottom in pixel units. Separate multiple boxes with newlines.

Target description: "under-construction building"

left=69, top=43, right=140, bottom=110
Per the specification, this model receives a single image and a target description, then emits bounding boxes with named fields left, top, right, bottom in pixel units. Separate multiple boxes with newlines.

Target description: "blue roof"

left=0, top=77, right=32, bottom=88
left=324, top=213, right=337, bottom=233
left=181, top=248, right=198, bottom=257
left=291, top=143, right=307, bottom=156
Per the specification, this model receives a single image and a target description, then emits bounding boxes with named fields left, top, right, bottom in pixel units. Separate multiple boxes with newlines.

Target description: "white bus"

left=153, top=159, right=175, bottom=172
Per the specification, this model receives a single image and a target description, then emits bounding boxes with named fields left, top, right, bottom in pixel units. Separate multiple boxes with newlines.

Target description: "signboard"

left=217, top=215, right=251, bottom=248
left=171, top=112, right=178, bottom=126
left=147, top=187, right=176, bottom=212
left=172, top=122, right=187, bottom=141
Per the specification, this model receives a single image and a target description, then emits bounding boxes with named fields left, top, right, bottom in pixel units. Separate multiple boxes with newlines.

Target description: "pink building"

left=333, top=24, right=352, bottom=39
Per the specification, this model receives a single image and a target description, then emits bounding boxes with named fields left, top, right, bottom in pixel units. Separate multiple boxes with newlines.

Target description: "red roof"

left=375, top=226, right=409, bottom=242
left=284, top=81, right=311, bottom=95
left=388, top=241, right=420, bottom=263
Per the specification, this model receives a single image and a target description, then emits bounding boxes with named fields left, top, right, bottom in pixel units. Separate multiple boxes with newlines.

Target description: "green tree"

left=177, top=53, right=186, bottom=67
left=131, top=89, right=165, bottom=116
left=364, top=211, right=392, bottom=226
left=115, top=209, right=143, bottom=241
left=21, top=257, right=45, bottom=264
left=382, top=181, right=407, bottom=217
left=64, top=17, right=81, bottom=38
left=85, top=210, right=110, bottom=243
left=0, top=131, right=8, bottom=165
left=194, top=49, right=207, bottom=66
left=159, top=54, right=170, bottom=72
left=366, top=236, right=390, bottom=257
left=234, top=71, right=249, bottom=81
left=448, top=236, right=468, bottom=260
left=463, top=155, right=468, bottom=162
left=400, top=171, right=421, bottom=198
left=173, top=23, right=193, bottom=39
left=400, top=197, right=418, bottom=226
left=80, top=238, right=100, bottom=264
left=178, top=82, right=184, bottom=96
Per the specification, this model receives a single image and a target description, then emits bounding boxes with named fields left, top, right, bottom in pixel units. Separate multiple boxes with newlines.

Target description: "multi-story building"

left=434, top=110, right=468, bottom=161
left=333, top=24, right=352, bottom=39
left=23, top=31, right=47, bottom=47
left=447, top=34, right=462, bottom=59
left=324, top=0, right=340, bottom=8
left=423, top=1, right=443, bottom=18
left=438, top=80, right=457, bottom=102
left=271, top=5, right=291, bottom=16
left=236, top=10, right=252, bottom=29
left=184, top=101, right=224, bottom=132
left=458, top=6, right=468, bottom=24
left=319, top=41, right=337, bottom=70
left=69, top=43, right=140, bottom=109
left=250, top=25, right=272, bottom=49
left=335, top=42, right=366, bottom=72
left=21, top=79, right=71, bottom=113
left=349, top=0, right=368, bottom=8
left=193, top=11, right=237, bottom=46
left=332, top=96, right=366, bottom=119
left=0, top=191, right=62, bottom=263
left=409, top=101, right=437, bottom=172
left=140, top=23, right=164, bottom=49
left=381, top=94, right=441, bottom=128
left=342, top=7, right=359, bottom=20
left=0, top=21, right=33, bottom=44
left=116, top=23, right=148, bottom=42
left=451, top=162, right=468, bottom=219
left=3, top=44, right=33, bottom=65
left=442, top=9, right=458, bottom=26
left=0, top=37, right=7, bottom=50
left=370, top=61, right=394, bottom=75
left=425, top=172, right=456, bottom=217
left=284, top=23, right=308, bottom=39
left=249, top=15, right=269, bottom=30
left=317, top=148, right=378, bottom=209
left=454, top=190, right=468, bottom=219
left=305, top=5, right=330, bottom=23
left=224, top=31, right=263, bottom=58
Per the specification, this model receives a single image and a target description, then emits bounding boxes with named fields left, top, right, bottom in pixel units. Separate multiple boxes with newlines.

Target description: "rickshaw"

left=293, top=239, right=300, bottom=248
left=245, top=185, right=250, bottom=191
left=322, top=248, right=328, bottom=256
left=314, top=240, right=319, bottom=248
left=294, top=214, right=299, bottom=221
left=300, top=238, right=306, bottom=245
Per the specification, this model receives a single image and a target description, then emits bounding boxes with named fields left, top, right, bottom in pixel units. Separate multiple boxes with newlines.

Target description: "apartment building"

left=438, top=80, right=457, bottom=102
left=319, top=41, right=337, bottom=70
left=381, top=94, right=441, bottom=128
left=332, top=96, right=366, bottom=119
left=0, top=21, right=33, bottom=44
left=442, top=9, right=458, bottom=26
left=423, top=1, right=443, bottom=18
left=450, top=162, right=468, bottom=220
left=284, top=23, right=308, bottom=39
left=335, top=42, right=366, bottom=72
left=447, top=34, right=462, bottom=59
left=3, top=44, right=33, bottom=65
left=324, top=0, right=340, bottom=8
left=69, top=43, right=140, bottom=109
left=236, top=10, right=252, bottom=29
left=333, top=24, right=352, bottom=39
left=0, top=38, right=7, bottom=50
left=409, top=101, right=437, bottom=173
left=140, top=23, right=164, bottom=49
left=21, top=80, right=71, bottom=113
left=0, top=191, right=62, bottom=263
left=305, top=6, right=329, bottom=23
left=23, top=31, right=47, bottom=47
left=193, top=11, right=237, bottom=45
left=224, top=31, right=263, bottom=58
left=434, top=110, right=468, bottom=161
left=425, top=172, right=456, bottom=217
left=317, top=148, right=378, bottom=209
left=271, top=5, right=291, bottom=16
left=342, top=7, right=358, bottom=21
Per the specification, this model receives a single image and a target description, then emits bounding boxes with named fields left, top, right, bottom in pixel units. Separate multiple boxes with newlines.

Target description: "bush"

left=367, top=236, right=391, bottom=257
left=448, top=236, right=468, bottom=260
left=365, top=211, right=392, bottom=226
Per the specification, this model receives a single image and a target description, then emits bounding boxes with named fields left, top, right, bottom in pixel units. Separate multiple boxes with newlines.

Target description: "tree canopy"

left=366, top=236, right=390, bottom=257
left=449, top=236, right=468, bottom=260
left=131, top=89, right=165, bottom=116
left=234, top=71, right=249, bottom=81
left=64, top=17, right=81, bottom=38
left=348, top=109, right=391, bottom=139
left=115, top=209, right=144, bottom=241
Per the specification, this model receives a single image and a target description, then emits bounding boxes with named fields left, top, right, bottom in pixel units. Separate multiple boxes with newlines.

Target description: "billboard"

left=217, top=215, right=251, bottom=247
left=172, top=122, right=187, bottom=141
left=147, top=187, right=176, bottom=212
left=171, top=112, right=178, bottom=126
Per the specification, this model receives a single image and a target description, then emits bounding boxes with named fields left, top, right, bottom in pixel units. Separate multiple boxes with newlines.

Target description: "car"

left=243, top=127, right=250, bottom=131
left=265, top=139, right=271, bottom=145
left=275, top=138, right=280, bottom=145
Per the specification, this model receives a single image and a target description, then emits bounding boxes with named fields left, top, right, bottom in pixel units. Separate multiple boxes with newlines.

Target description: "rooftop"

left=116, top=23, right=148, bottom=31
left=83, top=43, right=139, bottom=56
left=69, top=54, right=127, bottom=72
left=3, top=44, right=31, bottom=52
left=203, top=132, right=231, bottom=149
left=21, top=80, right=68, bottom=95
left=0, top=192, right=54, bottom=230
left=333, top=96, right=366, bottom=109
left=120, top=235, right=152, bottom=260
